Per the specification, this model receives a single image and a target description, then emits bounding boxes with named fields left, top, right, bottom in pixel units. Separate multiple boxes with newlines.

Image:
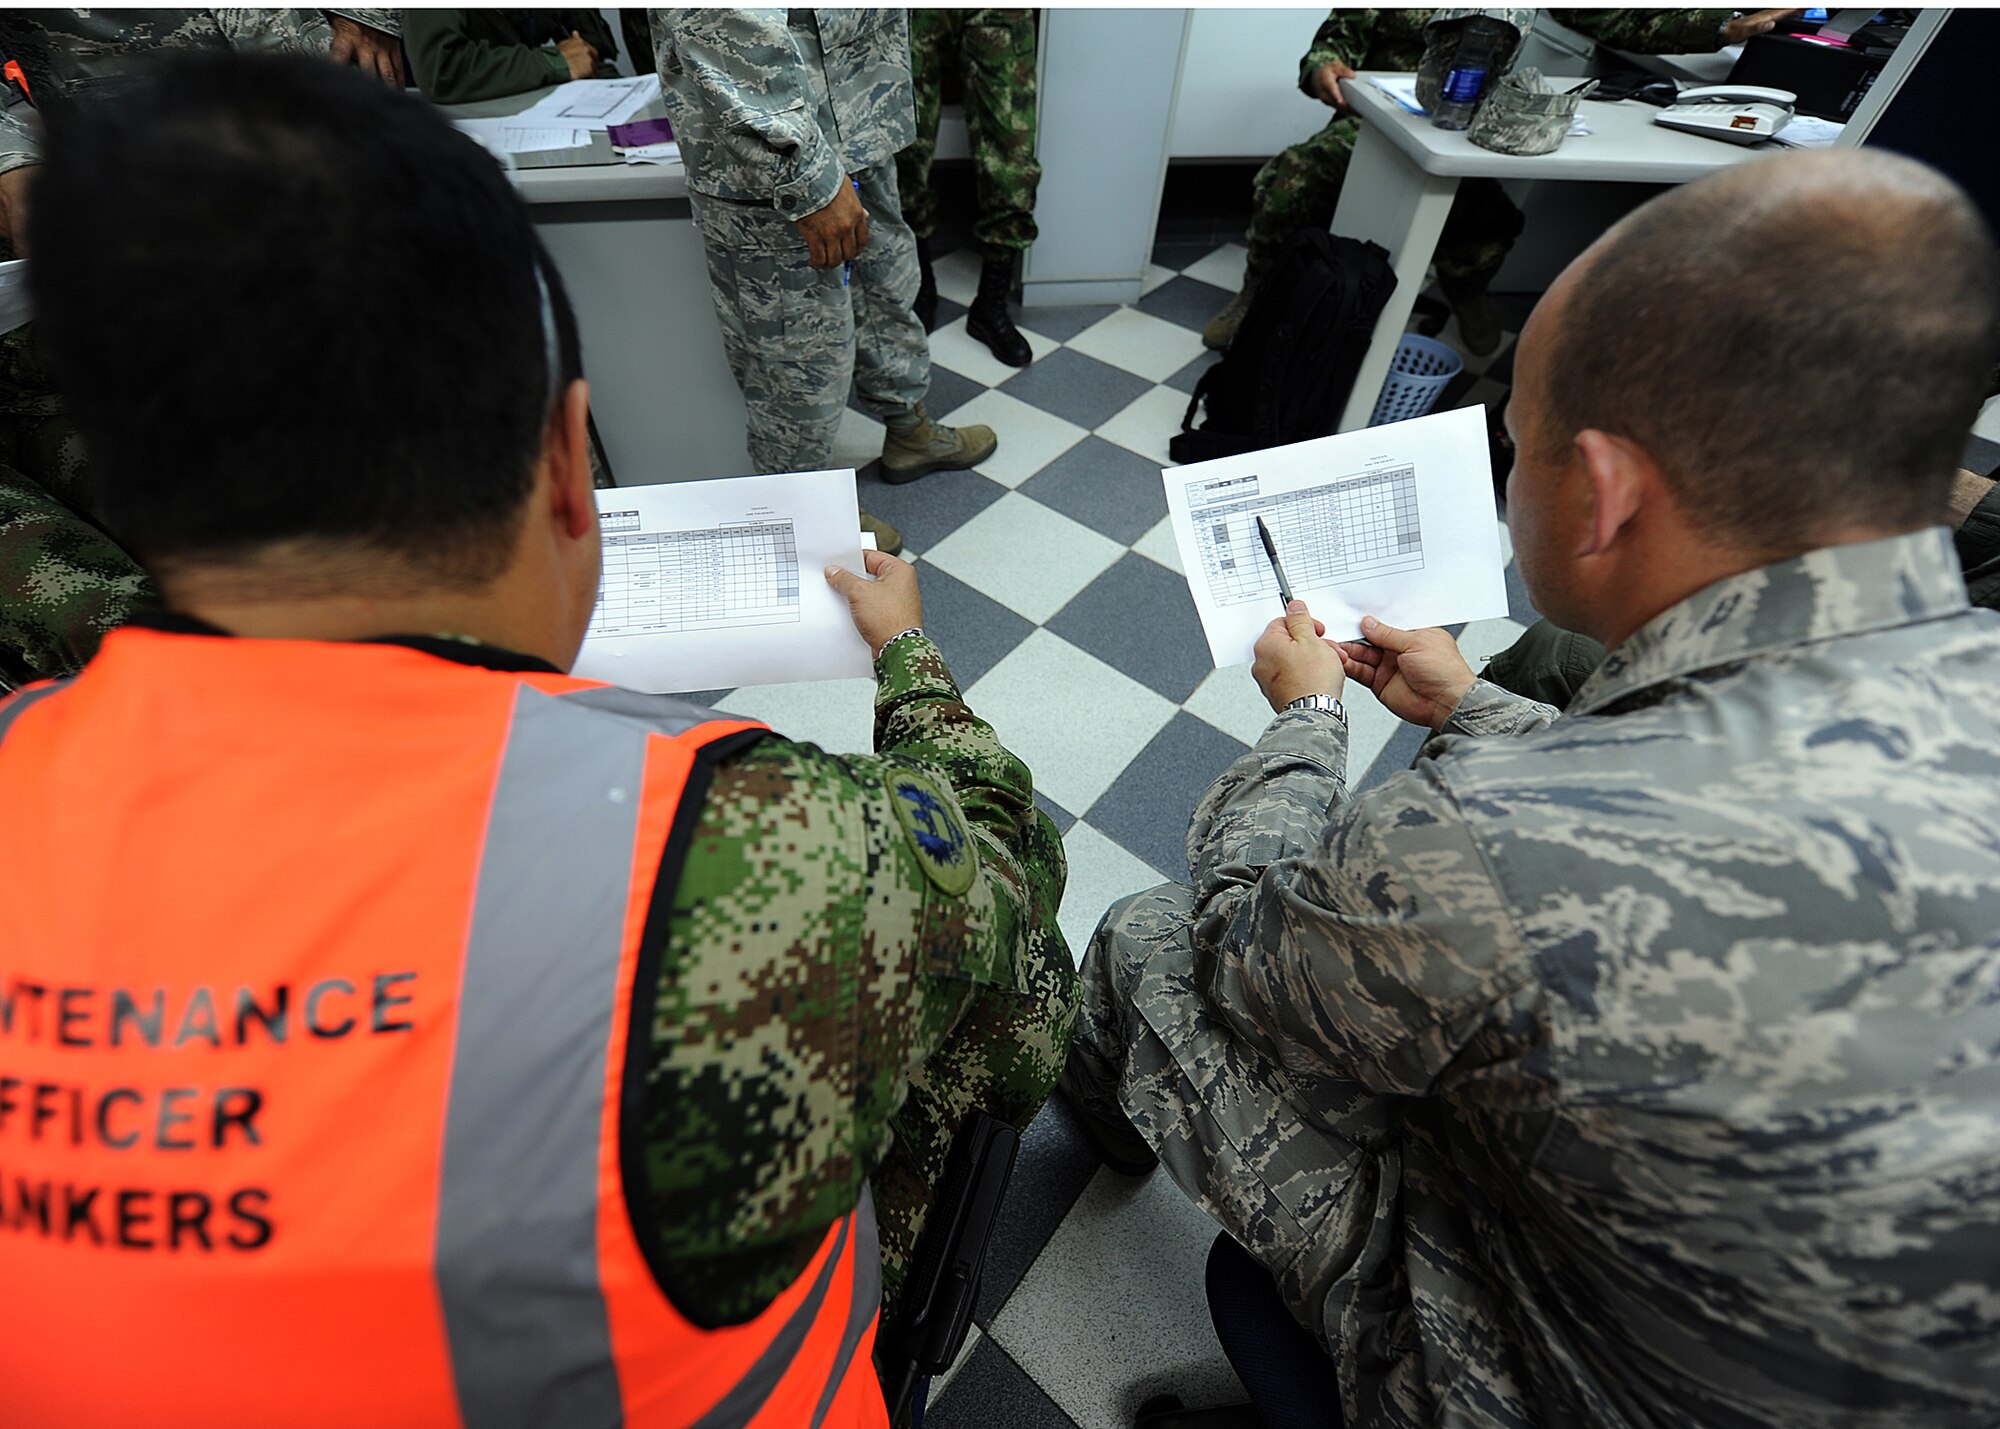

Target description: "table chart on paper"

left=1191, top=465, right=1424, bottom=608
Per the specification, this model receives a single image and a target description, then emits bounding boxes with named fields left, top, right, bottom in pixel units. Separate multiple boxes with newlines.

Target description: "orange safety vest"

left=0, top=626, right=893, bottom=1429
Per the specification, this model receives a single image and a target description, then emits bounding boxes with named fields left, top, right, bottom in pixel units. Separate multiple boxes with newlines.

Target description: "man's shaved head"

left=1536, top=148, right=1998, bottom=554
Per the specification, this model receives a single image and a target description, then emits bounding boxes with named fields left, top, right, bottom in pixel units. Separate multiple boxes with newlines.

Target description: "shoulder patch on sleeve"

left=886, top=768, right=978, bottom=897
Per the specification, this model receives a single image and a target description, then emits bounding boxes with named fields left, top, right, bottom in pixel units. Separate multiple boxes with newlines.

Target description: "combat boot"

left=965, top=254, right=1032, bottom=367
left=1201, top=280, right=1258, bottom=351
left=880, top=403, right=997, bottom=485
left=1440, top=267, right=1504, bottom=358
left=914, top=236, right=938, bottom=334
left=860, top=511, right=902, bottom=557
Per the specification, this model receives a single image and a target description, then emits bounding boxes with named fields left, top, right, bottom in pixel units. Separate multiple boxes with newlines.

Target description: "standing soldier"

left=897, top=9, right=1043, bottom=369
left=0, top=7, right=404, bottom=690
left=651, top=9, right=998, bottom=556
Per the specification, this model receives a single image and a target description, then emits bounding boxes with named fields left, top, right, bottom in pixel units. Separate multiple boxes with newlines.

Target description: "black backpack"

left=1169, top=230, right=1396, bottom=464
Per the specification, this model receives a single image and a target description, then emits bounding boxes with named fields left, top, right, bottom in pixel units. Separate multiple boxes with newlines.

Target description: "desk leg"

left=1329, top=126, right=1459, bottom=432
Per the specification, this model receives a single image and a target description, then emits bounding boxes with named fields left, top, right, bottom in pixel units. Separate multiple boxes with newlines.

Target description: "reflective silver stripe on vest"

left=810, top=1185, right=883, bottom=1429
left=554, top=684, right=728, bottom=736
left=0, top=679, right=74, bottom=745
left=437, top=685, right=643, bottom=1428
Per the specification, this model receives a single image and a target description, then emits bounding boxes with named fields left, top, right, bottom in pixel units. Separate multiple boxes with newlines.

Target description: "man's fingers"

left=1283, top=598, right=1318, bottom=641
left=860, top=548, right=901, bottom=577
left=1358, top=614, right=1420, bottom=652
left=854, top=212, right=871, bottom=254
left=823, top=563, right=860, bottom=599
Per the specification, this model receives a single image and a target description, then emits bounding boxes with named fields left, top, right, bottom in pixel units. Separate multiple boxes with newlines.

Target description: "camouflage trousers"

left=1069, top=882, right=1399, bottom=1352
left=688, top=163, right=930, bottom=474
left=875, top=810, right=1080, bottom=1315
left=896, top=8, right=1041, bottom=259
left=1246, top=117, right=1524, bottom=293
left=0, top=322, right=150, bottom=689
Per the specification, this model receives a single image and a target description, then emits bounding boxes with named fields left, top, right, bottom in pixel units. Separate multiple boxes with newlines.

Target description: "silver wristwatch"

left=1284, top=692, right=1347, bottom=724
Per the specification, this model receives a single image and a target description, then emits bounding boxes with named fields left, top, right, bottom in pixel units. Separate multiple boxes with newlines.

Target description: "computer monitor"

left=1841, top=9, right=2000, bottom=240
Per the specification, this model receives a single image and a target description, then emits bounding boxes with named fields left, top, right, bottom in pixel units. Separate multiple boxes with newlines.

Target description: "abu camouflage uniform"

left=647, top=632, right=1076, bottom=1326
left=1243, top=10, right=1528, bottom=296
left=651, top=9, right=932, bottom=475
left=1563, top=8, right=1741, bottom=55
left=0, top=8, right=400, bottom=688
left=1070, top=529, right=2000, bottom=1426
left=895, top=9, right=1042, bottom=261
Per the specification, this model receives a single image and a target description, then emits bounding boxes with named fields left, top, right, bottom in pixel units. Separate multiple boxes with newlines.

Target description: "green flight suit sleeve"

left=641, top=634, right=1074, bottom=1327
left=403, top=10, right=571, bottom=103
left=1298, top=9, right=1385, bottom=97
left=1564, top=9, right=1737, bottom=54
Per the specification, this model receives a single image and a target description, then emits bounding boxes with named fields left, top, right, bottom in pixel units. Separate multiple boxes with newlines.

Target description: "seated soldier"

left=0, top=53, right=1074, bottom=1425
left=1071, top=148, right=2000, bottom=1427
left=405, top=8, right=622, bottom=104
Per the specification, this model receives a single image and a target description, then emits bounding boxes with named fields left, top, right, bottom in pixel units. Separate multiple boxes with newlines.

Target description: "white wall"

left=1167, top=7, right=1330, bottom=160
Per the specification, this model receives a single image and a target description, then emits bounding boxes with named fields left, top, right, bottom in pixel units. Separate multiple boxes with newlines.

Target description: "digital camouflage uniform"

left=651, top=9, right=931, bottom=475
left=643, top=633, right=1077, bottom=1326
left=1563, top=9, right=1740, bottom=55
left=0, top=8, right=400, bottom=688
left=1070, top=529, right=2000, bottom=1426
left=895, top=9, right=1041, bottom=261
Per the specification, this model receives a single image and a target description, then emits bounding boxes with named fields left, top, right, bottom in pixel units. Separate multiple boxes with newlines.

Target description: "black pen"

left=1255, top=515, right=1293, bottom=608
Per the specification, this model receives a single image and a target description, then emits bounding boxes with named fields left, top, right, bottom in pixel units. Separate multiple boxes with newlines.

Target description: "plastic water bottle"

left=1431, top=17, right=1511, bottom=130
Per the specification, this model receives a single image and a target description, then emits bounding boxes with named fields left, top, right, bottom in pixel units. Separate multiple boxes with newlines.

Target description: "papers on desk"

left=520, top=74, right=661, bottom=130
left=451, top=117, right=591, bottom=156
left=1163, top=406, right=1509, bottom=665
left=1772, top=114, right=1845, bottom=148
left=571, top=469, right=872, bottom=693
left=0, top=259, right=30, bottom=336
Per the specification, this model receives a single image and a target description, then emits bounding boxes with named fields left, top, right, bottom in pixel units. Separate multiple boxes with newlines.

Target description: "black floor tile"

left=1966, top=433, right=2000, bottom=478
left=924, top=362, right=986, bottom=422
left=1151, top=238, right=1216, bottom=273
left=857, top=466, right=1007, bottom=553
left=918, top=566, right=1038, bottom=691
left=1165, top=351, right=1222, bottom=396
left=999, top=348, right=1154, bottom=431
left=1136, top=274, right=1233, bottom=334
left=1019, top=437, right=1170, bottom=547
left=928, top=1337, right=1081, bottom=1429
left=1046, top=554, right=1211, bottom=703
left=1019, top=303, right=1119, bottom=343
left=935, top=295, right=970, bottom=333
left=973, top=1099, right=1101, bottom=1324
left=1033, top=789, right=1075, bottom=834
left=1086, top=713, right=1251, bottom=880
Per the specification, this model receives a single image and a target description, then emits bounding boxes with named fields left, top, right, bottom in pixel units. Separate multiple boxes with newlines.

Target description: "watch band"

left=875, top=626, right=925, bottom=658
left=1284, top=692, right=1347, bottom=724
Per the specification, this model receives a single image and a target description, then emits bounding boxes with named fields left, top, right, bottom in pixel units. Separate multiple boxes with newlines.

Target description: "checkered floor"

left=695, top=234, right=1543, bottom=1429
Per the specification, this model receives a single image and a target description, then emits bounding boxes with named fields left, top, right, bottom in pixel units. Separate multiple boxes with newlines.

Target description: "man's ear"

left=546, top=378, right=595, bottom=541
left=1572, top=428, right=1652, bottom=558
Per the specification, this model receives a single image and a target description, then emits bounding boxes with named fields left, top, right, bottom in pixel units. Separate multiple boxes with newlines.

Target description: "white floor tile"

left=1096, top=386, right=1190, bottom=468
left=1345, top=680, right=1413, bottom=775
left=1458, top=615, right=1528, bottom=668
left=1180, top=243, right=1247, bottom=295
left=933, top=247, right=983, bottom=307
left=830, top=404, right=884, bottom=472
left=929, top=314, right=1059, bottom=389
left=963, top=630, right=1177, bottom=815
left=990, top=1167, right=1243, bottom=1429
left=929, top=388, right=1088, bottom=489
left=1067, top=307, right=1210, bottom=384
left=923, top=492, right=1123, bottom=624
left=1133, top=514, right=1183, bottom=575
left=1139, top=262, right=1177, bottom=297
left=715, top=677, right=878, bottom=755
left=1182, top=666, right=1279, bottom=748
left=1056, top=822, right=1168, bottom=966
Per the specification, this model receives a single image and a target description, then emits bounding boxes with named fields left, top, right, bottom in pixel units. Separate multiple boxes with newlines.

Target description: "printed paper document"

left=451, top=118, right=591, bottom=155
left=520, top=74, right=660, bottom=130
left=571, top=470, right=871, bottom=693
left=1164, top=406, right=1509, bottom=666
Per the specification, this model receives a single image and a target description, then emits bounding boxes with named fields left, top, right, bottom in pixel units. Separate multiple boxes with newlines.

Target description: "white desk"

left=1331, top=73, right=1772, bottom=431
left=438, top=93, right=752, bottom=484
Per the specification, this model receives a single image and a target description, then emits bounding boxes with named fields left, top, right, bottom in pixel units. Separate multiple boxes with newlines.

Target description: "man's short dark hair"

left=1540, top=149, right=2000, bottom=552
left=29, top=52, right=584, bottom=584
